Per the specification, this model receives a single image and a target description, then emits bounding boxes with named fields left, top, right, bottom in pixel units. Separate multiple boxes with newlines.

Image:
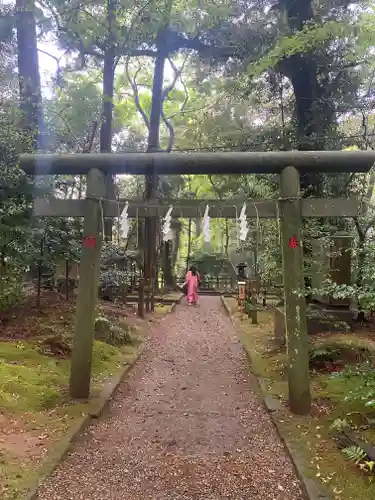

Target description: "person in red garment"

left=185, top=265, right=200, bottom=306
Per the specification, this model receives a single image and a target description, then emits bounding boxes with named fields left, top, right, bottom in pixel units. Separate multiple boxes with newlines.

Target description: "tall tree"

left=15, top=0, right=45, bottom=150
left=100, top=0, right=118, bottom=240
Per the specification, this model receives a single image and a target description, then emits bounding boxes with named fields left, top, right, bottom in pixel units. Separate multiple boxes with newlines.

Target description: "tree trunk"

left=15, top=0, right=44, bottom=150
left=172, top=222, right=180, bottom=270
left=100, top=0, right=117, bottom=241
left=36, top=238, right=43, bottom=308
left=281, top=0, right=327, bottom=196
left=65, top=259, right=70, bottom=301
left=163, top=240, right=174, bottom=289
left=144, top=0, right=173, bottom=307
left=281, top=0, right=335, bottom=292
left=144, top=50, right=167, bottom=311
left=225, top=219, right=229, bottom=255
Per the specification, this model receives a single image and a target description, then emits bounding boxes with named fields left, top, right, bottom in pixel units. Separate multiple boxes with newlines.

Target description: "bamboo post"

left=69, top=168, right=105, bottom=399
left=280, top=166, right=311, bottom=415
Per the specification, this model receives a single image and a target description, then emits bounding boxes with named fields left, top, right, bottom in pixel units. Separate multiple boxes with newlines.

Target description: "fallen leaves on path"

left=36, top=297, right=303, bottom=500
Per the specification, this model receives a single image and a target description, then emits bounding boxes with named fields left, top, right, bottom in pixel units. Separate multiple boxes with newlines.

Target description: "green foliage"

left=330, top=418, right=350, bottom=432
left=107, top=325, right=132, bottom=346
left=342, top=445, right=367, bottom=465
left=188, top=251, right=235, bottom=277
left=45, top=73, right=102, bottom=151
left=99, top=242, right=140, bottom=299
left=312, top=278, right=375, bottom=315
left=94, top=316, right=113, bottom=338
left=94, top=315, right=132, bottom=345
left=333, top=362, right=375, bottom=410
left=248, top=21, right=353, bottom=78
left=309, top=347, right=341, bottom=363
left=0, top=265, right=24, bottom=310
left=0, top=115, right=33, bottom=309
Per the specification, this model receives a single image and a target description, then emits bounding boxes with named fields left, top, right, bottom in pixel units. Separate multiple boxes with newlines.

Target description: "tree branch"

left=208, top=175, right=222, bottom=199
left=160, top=56, right=189, bottom=152
left=125, top=57, right=150, bottom=130
left=80, top=120, right=99, bottom=153
left=161, top=111, right=174, bottom=152
left=45, top=108, right=79, bottom=145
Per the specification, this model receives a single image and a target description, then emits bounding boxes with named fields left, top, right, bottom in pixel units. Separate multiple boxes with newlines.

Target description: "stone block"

left=274, top=305, right=352, bottom=345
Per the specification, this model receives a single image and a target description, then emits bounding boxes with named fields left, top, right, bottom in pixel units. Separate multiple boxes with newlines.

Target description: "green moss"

left=0, top=330, right=146, bottom=500
left=0, top=341, right=50, bottom=364
left=0, top=337, right=134, bottom=415
left=227, top=300, right=375, bottom=500
left=0, top=342, right=66, bottom=413
left=277, top=415, right=375, bottom=500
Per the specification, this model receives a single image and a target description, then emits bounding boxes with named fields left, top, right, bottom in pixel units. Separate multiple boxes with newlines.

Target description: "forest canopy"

left=1, top=0, right=375, bottom=312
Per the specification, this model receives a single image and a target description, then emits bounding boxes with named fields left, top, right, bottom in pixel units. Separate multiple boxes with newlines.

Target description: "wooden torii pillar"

left=20, top=151, right=375, bottom=413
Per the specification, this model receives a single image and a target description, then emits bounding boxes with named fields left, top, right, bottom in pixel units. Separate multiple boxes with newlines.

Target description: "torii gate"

left=20, top=150, right=375, bottom=415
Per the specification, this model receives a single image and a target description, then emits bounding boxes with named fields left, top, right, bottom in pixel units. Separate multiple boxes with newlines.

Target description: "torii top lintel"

left=19, top=151, right=375, bottom=176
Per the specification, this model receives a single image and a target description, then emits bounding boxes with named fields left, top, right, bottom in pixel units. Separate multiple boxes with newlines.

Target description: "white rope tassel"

left=203, top=205, right=210, bottom=243
left=119, top=202, right=129, bottom=239
left=99, top=199, right=105, bottom=241
left=239, top=203, right=248, bottom=241
left=162, top=206, right=173, bottom=242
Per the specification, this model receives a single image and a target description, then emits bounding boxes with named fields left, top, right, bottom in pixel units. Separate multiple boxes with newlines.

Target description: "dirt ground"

left=34, top=296, right=303, bottom=500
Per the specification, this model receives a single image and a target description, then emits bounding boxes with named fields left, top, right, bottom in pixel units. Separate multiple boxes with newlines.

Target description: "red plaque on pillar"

left=288, top=236, right=300, bottom=248
left=83, top=236, right=96, bottom=248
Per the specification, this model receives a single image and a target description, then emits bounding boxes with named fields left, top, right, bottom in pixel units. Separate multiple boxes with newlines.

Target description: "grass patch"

left=226, top=298, right=375, bottom=500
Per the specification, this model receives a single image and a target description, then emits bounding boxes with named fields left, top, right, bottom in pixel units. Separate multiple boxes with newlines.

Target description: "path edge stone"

left=25, top=297, right=181, bottom=500
left=165, top=292, right=184, bottom=314
left=220, top=295, right=332, bottom=500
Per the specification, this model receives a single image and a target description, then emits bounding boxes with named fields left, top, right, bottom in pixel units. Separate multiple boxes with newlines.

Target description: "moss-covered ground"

left=0, top=290, right=175, bottom=500
left=226, top=298, right=375, bottom=500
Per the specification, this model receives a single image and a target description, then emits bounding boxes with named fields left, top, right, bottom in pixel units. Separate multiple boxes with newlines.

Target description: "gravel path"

left=36, top=296, right=303, bottom=500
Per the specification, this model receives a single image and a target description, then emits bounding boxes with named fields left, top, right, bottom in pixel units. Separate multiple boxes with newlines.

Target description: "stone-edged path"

left=36, top=296, right=303, bottom=500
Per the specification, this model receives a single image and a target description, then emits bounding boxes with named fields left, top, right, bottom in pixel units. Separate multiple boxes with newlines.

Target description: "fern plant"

left=342, top=445, right=367, bottom=465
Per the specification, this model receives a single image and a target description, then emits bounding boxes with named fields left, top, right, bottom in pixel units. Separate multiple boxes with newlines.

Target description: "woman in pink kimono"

left=185, top=266, right=200, bottom=305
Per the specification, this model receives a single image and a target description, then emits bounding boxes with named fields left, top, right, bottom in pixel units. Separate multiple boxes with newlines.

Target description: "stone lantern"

left=236, top=262, right=248, bottom=281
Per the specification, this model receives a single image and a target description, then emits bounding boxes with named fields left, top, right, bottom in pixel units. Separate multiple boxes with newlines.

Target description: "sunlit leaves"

left=44, top=72, right=102, bottom=151
left=247, top=20, right=354, bottom=78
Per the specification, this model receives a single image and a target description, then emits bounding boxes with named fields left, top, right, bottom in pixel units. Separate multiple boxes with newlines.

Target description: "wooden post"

left=69, top=168, right=105, bottom=399
left=250, top=279, right=258, bottom=324
left=138, top=278, right=145, bottom=318
left=280, top=166, right=311, bottom=415
left=238, top=280, right=246, bottom=312
left=150, top=274, right=155, bottom=312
